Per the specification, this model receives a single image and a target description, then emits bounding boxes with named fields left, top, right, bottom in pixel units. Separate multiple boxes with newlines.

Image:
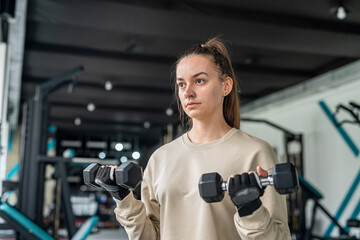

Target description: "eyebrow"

left=177, top=72, right=208, bottom=81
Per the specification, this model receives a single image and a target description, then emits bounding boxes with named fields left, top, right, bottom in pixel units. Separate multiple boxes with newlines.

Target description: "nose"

left=183, top=84, right=195, bottom=99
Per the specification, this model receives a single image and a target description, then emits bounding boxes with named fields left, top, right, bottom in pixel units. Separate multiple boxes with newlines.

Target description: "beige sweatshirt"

left=114, top=128, right=291, bottom=239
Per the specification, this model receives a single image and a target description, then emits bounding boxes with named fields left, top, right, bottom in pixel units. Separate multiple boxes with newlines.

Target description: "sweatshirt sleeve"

left=234, top=140, right=292, bottom=239
left=113, top=161, right=160, bottom=240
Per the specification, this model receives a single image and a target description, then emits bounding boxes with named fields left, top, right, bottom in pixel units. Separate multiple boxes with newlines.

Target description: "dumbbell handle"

left=220, top=175, right=274, bottom=191
left=260, top=176, right=274, bottom=187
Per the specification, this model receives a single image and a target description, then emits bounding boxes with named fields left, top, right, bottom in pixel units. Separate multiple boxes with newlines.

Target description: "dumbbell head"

left=115, top=161, right=143, bottom=189
left=83, top=163, right=103, bottom=190
left=272, top=162, right=299, bottom=194
left=198, top=172, right=225, bottom=203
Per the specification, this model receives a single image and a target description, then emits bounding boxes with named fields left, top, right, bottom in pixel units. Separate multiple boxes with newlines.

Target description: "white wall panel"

left=241, top=61, right=360, bottom=237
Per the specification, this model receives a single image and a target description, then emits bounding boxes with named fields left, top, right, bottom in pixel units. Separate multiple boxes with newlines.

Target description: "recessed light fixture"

left=98, top=152, right=106, bottom=159
left=165, top=108, right=174, bottom=116
left=105, top=80, right=113, bottom=91
left=120, top=156, right=128, bottom=163
left=87, top=103, right=96, bottom=112
left=336, top=5, right=347, bottom=20
left=331, top=2, right=350, bottom=20
left=143, top=121, right=151, bottom=129
left=74, top=117, right=81, bottom=126
left=244, top=57, right=254, bottom=65
left=132, top=151, right=140, bottom=160
left=115, top=143, right=124, bottom=151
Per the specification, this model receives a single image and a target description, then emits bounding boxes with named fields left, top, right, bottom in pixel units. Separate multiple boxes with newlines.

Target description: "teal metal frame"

left=0, top=200, right=98, bottom=240
left=319, top=100, right=360, bottom=238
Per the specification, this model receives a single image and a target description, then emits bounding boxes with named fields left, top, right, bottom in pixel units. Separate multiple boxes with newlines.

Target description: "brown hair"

left=173, top=37, right=240, bottom=129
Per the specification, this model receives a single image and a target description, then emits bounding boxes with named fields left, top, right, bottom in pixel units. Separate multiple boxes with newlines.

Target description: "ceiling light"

left=143, top=121, right=151, bottom=129
left=98, top=152, right=106, bottom=159
left=87, top=103, right=96, bottom=112
left=120, top=156, right=128, bottom=163
left=132, top=151, right=140, bottom=160
left=105, top=80, right=113, bottom=91
left=63, top=148, right=75, bottom=158
left=67, top=83, right=74, bottom=94
left=74, top=117, right=81, bottom=126
left=165, top=108, right=174, bottom=116
left=336, top=5, right=347, bottom=20
left=244, top=57, right=254, bottom=65
left=330, top=2, right=350, bottom=20
left=115, top=143, right=124, bottom=151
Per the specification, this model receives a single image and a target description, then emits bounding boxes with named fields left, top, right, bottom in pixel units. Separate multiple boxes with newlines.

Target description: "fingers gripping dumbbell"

left=83, top=161, right=143, bottom=190
left=198, top=162, right=299, bottom=204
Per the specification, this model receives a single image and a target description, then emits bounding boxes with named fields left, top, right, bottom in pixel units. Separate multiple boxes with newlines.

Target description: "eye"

left=178, top=82, right=185, bottom=89
left=196, top=79, right=205, bottom=84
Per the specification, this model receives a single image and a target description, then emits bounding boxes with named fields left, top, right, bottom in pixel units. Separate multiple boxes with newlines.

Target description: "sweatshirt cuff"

left=113, top=191, right=143, bottom=217
left=235, top=205, right=271, bottom=229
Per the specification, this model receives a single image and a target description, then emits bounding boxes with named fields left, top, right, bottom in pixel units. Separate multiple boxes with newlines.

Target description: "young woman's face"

left=176, top=54, right=227, bottom=121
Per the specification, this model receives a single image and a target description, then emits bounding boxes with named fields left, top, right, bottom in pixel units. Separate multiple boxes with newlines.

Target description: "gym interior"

left=1, top=0, right=360, bottom=239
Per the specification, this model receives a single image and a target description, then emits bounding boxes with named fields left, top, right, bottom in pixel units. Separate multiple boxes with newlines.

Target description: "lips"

left=186, top=102, right=200, bottom=108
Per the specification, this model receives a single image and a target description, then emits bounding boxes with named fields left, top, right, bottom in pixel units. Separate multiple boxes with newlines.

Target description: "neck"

left=188, top=117, right=232, bottom=144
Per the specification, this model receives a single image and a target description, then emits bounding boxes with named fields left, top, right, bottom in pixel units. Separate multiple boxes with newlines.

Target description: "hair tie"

left=200, top=44, right=209, bottom=48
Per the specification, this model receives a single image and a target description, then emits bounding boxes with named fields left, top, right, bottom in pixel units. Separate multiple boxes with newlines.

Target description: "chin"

left=185, top=111, right=204, bottom=120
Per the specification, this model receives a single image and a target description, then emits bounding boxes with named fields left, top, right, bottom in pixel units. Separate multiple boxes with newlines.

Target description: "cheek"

left=178, top=91, right=186, bottom=106
left=201, top=87, right=223, bottom=102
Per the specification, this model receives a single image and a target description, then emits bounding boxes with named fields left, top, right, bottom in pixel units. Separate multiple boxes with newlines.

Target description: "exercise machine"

left=0, top=195, right=98, bottom=240
left=300, top=175, right=357, bottom=240
left=0, top=66, right=103, bottom=239
left=334, top=101, right=360, bottom=127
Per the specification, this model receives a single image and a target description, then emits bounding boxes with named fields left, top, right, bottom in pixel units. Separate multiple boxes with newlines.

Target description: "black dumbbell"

left=198, top=162, right=299, bottom=204
left=83, top=161, right=143, bottom=190
left=115, top=161, right=143, bottom=190
left=83, top=163, right=103, bottom=190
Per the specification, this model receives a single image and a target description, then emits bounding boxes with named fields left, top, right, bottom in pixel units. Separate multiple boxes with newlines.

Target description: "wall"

left=240, top=60, right=360, bottom=237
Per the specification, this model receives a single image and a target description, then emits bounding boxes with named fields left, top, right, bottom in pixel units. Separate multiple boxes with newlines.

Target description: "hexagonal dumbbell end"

left=272, top=162, right=299, bottom=194
left=83, top=163, right=103, bottom=190
left=115, top=161, right=143, bottom=190
left=198, top=172, right=225, bottom=203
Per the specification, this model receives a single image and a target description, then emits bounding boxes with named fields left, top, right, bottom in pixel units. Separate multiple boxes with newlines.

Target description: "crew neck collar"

left=182, top=128, right=238, bottom=150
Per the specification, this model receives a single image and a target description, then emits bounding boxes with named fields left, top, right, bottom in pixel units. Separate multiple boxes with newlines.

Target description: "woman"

left=95, top=37, right=291, bottom=239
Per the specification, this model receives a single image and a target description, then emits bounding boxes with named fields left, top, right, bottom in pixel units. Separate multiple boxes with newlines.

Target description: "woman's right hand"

left=95, top=165, right=130, bottom=200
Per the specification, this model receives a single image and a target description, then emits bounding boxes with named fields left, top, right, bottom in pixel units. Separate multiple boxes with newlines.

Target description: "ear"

left=222, top=76, right=233, bottom=96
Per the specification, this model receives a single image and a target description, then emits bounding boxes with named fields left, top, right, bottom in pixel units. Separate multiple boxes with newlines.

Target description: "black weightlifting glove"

left=228, top=172, right=265, bottom=217
left=95, top=166, right=130, bottom=200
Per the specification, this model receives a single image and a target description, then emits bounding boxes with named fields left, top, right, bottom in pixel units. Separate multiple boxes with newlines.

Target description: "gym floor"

left=87, top=227, right=129, bottom=240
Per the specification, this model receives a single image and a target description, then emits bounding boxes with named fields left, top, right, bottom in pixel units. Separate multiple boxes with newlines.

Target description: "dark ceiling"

left=21, top=0, right=360, bottom=156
